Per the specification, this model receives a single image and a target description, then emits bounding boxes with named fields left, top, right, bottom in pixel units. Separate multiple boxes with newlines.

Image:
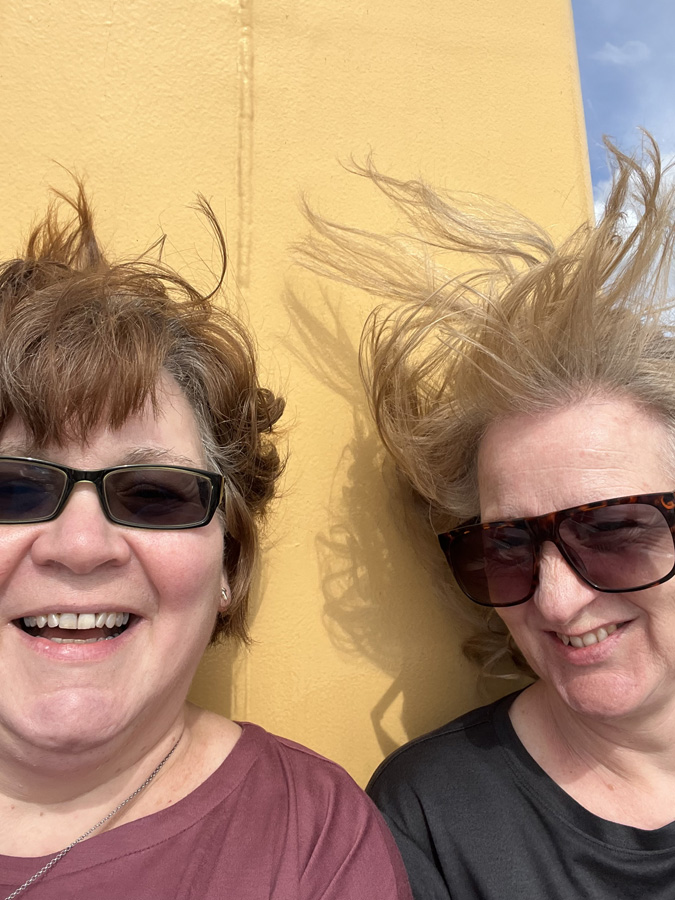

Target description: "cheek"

left=0, top=529, right=47, bottom=589
left=495, top=608, right=535, bottom=650
left=137, top=530, right=224, bottom=603
left=494, top=609, right=550, bottom=680
left=632, top=584, right=675, bottom=645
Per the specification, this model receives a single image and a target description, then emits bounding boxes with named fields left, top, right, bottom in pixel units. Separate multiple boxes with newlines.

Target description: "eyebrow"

left=0, top=444, right=201, bottom=469
left=119, top=448, right=201, bottom=467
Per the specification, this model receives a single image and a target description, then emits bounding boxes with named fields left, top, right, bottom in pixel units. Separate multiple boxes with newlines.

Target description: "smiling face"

left=479, top=395, right=675, bottom=722
left=0, top=372, right=227, bottom=757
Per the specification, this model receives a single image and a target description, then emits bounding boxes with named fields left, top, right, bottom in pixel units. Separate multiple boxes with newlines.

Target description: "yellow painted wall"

left=0, top=0, right=590, bottom=786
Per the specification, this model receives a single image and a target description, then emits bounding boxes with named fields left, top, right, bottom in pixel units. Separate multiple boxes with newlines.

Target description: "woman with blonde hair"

left=0, top=185, right=412, bottom=899
left=301, top=136, right=675, bottom=898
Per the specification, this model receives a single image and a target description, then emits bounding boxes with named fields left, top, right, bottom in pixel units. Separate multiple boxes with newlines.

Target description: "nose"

left=532, top=541, right=598, bottom=627
left=30, top=483, right=132, bottom=574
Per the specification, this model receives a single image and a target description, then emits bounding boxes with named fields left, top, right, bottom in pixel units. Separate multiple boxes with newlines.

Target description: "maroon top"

left=0, top=723, right=412, bottom=899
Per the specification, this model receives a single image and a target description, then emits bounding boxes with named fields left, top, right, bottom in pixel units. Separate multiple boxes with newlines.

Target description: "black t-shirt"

left=366, top=691, right=675, bottom=900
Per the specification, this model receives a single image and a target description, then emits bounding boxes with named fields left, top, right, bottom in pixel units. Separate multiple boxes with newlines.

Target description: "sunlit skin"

left=478, top=397, right=675, bottom=828
left=0, top=373, right=240, bottom=856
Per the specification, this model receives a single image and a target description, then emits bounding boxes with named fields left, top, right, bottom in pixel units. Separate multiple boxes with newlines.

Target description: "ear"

left=219, top=583, right=231, bottom=612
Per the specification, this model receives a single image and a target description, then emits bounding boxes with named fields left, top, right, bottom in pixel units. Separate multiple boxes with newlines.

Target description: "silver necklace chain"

left=3, top=734, right=182, bottom=900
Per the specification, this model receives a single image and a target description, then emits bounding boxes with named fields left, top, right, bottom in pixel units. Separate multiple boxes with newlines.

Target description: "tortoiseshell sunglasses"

left=438, top=491, right=675, bottom=607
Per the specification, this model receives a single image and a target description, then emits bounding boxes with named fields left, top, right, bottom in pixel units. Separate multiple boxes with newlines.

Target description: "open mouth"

left=15, top=612, right=133, bottom=644
left=555, top=621, right=626, bottom=648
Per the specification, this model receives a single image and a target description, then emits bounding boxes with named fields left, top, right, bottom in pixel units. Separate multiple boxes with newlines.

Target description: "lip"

left=548, top=621, right=627, bottom=665
left=10, top=616, right=140, bottom=662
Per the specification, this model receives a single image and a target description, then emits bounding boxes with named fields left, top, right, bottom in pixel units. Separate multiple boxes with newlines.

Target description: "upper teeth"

left=23, top=612, right=130, bottom=630
left=557, top=623, right=618, bottom=648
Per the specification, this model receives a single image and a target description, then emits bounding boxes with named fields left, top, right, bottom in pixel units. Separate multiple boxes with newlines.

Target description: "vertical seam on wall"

left=231, top=649, right=250, bottom=722
left=233, top=0, right=254, bottom=722
left=235, top=0, right=254, bottom=289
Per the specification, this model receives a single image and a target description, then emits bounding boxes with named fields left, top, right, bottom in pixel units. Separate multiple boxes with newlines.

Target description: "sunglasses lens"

left=0, top=460, right=67, bottom=522
left=450, top=524, right=536, bottom=606
left=104, top=468, right=215, bottom=528
left=559, top=503, right=675, bottom=590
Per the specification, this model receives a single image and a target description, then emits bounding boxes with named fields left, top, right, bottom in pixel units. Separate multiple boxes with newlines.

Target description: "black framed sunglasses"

left=438, top=491, right=675, bottom=607
left=0, top=457, right=224, bottom=530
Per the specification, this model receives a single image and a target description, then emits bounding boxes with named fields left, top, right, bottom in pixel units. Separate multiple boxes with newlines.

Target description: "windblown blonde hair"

left=300, top=135, right=675, bottom=676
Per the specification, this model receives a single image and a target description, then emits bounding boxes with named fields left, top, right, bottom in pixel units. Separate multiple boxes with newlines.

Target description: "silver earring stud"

left=221, top=587, right=229, bottom=604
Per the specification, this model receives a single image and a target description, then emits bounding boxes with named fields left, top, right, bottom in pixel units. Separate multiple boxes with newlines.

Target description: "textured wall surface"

left=0, top=0, right=590, bottom=785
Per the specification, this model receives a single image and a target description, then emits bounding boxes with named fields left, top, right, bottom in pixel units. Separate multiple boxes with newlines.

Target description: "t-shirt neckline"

left=0, top=721, right=266, bottom=877
left=493, top=690, right=675, bottom=853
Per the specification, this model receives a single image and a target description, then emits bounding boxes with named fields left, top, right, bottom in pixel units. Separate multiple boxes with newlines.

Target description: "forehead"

left=0, top=373, right=207, bottom=467
left=477, top=397, right=672, bottom=521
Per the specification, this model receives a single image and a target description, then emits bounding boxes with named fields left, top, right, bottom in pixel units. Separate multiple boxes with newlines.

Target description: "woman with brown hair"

left=0, top=186, right=412, bottom=899
left=302, top=136, right=675, bottom=898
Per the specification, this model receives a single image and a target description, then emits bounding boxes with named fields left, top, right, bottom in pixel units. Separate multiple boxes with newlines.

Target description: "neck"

left=0, top=706, right=187, bottom=808
left=513, top=682, right=675, bottom=785
left=0, top=704, right=240, bottom=858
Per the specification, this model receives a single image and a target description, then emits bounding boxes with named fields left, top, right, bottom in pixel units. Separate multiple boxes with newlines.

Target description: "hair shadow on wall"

left=283, top=281, right=494, bottom=754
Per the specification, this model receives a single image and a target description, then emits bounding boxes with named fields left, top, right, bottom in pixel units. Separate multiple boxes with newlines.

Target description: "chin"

left=550, top=670, right=654, bottom=721
left=14, top=693, right=136, bottom=753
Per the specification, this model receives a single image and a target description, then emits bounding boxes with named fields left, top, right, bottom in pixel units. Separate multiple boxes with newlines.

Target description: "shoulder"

left=367, top=692, right=518, bottom=805
left=241, top=722, right=394, bottom=827
left=240, top=722, right=368, bottom=791
left=235, top=723, right=413, bottom=899
left=362, top=696, right=520, bottom=900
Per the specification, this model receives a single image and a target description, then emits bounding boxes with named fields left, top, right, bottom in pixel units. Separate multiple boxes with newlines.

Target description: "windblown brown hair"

left=299, top=134, right=675, bottom=676
left=0, top=182, right=284, bottom=643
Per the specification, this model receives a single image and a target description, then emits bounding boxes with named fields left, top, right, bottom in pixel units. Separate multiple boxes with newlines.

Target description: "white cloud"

left=593, top=178, right=613, bottom=224
left=591, top=40, right=651, bottom=65
left=592, top=176, right=639, bottom=229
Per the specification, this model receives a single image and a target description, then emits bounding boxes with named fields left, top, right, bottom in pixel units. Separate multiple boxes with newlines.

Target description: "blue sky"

left=571, top=0, right=675, bottom=211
